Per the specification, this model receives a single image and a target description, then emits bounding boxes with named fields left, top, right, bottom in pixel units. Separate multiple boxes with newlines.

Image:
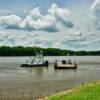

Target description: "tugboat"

left=20, top=51, right=48, bottom=67
left=54, top=59, right=77, bottom=69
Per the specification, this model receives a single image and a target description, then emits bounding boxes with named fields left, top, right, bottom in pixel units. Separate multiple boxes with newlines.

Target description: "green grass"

left=43, top=81, right=100, bottom=100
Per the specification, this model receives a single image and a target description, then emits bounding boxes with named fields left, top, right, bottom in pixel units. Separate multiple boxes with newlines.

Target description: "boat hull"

left=20, top=64, right=48, bottom=67
left=20, top=60, right=49, bottom=67
left=54, top=66, right=77, bottom=69
left=54, top=64, right=77, bottom=69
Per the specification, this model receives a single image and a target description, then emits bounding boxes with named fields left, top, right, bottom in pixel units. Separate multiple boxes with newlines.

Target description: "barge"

left=54, top=60, right=77, bottom=69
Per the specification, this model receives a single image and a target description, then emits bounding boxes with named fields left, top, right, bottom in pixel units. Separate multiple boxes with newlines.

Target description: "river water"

left=0, top=56, right=100, bottom=99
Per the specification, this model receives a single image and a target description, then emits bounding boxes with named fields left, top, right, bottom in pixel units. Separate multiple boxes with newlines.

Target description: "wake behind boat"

left=20, top=51, right=48, bottom=67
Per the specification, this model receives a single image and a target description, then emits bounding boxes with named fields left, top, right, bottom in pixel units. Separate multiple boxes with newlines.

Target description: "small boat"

left=54, top=60, right=77, bottom=69
left=20, top=51, right=48, bottom=67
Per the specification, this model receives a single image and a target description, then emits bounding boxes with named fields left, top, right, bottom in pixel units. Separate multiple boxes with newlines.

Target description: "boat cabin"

left=20, top=51, right=48, bottom=67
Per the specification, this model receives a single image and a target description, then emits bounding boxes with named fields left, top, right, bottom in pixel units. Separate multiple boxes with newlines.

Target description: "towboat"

left=54, top=60, right=77, bottom=69
left=20, top=51, right=48, bottom=67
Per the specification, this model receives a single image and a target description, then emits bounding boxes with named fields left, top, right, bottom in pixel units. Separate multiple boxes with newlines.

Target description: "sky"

left=0, top=0, right=100, bottom=50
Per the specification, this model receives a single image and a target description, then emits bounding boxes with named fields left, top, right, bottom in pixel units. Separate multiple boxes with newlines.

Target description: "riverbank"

left=42, top=80, right=100, bottom=100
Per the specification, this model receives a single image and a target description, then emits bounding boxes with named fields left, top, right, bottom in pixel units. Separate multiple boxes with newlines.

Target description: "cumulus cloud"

left=0, top=3, right=73, bottom=32
left=0, top=15, right=22, bottom=29
left=91, top=0, right=100, bottom=30
left=48, top=4, right=73, bottom=28
left=29, top=7, right=42, bottom=18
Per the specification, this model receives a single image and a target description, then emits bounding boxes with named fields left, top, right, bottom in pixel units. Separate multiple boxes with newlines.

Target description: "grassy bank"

left=42, top=81, right=100, bottom=100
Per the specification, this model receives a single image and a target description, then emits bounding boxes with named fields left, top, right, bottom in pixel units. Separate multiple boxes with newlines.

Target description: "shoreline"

left=41, top=80, right=100, bottom=100
left=0, top=80, right=100, bottom=100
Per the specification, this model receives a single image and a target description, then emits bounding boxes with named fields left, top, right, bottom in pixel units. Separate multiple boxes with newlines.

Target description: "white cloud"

left=62, top=31, right=86, bottom=43
left=0, top=29, right=53, bottom=47
left=91, top=0, right=100, bottom=9
left=0, top=3, right=73, bottom=32
left=29, top=7, right=42, bottom=18
left=0, top=15, right=22, bottom=29
left=19, top=14, right=57, bottom=31
left=48, top=4, right=70, bottom=20
left=19, top=15, right=34, bottom=30
left=48, top=3, right=73, bottom=28
left=91, top=0, right=100, bottom=30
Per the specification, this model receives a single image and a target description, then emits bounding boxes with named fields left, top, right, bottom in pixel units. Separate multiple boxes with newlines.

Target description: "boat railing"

left=26, top=51, right=45, bottom=65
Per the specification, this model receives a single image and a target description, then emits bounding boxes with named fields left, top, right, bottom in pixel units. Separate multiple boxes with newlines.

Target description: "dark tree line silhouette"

left=0, top=46, right=100, bottom=56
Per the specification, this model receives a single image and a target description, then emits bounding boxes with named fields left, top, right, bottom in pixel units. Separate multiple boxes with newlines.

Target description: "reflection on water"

left=0, top=56, right=100, bottom=89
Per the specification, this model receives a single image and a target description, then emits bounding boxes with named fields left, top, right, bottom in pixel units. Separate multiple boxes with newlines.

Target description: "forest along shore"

left=0, top=46, right=100, bottom=56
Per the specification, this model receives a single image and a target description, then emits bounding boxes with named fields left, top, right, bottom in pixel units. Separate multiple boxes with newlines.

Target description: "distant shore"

left=0, top=46, right=100, bottom=56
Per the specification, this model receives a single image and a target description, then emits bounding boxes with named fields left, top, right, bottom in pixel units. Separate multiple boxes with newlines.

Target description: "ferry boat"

left=54, top=59, right=77, bottom=69
left=20, top=51, right=48, bottom=67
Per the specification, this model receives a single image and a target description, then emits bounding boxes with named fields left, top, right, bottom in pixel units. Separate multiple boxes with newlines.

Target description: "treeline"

left=0, top=46, right=100, bottom=56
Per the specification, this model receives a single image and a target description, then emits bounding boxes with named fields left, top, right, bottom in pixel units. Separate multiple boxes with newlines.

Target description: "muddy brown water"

left=0, top=56, right=100, bottom=100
